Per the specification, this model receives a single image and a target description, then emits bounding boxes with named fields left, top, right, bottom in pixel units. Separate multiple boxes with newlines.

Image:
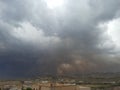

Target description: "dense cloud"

left=0, top=0, right=120, bottom=78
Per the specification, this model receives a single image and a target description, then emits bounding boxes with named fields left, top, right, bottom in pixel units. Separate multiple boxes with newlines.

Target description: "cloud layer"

left=0, top=0, right=120, bottom=78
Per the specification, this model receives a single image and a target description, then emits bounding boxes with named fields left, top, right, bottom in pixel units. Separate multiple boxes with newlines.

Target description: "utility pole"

left=51, top=76, right=57, bottom=90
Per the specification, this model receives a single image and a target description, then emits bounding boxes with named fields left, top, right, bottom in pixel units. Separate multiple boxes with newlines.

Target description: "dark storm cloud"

left=0, top=0, right=120, bottom=78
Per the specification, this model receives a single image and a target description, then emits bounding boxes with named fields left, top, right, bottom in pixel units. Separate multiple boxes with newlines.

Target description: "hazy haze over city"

left=0, top=0, right=120, bottom=78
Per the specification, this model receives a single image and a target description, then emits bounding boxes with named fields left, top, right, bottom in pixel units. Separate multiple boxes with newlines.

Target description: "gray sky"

left=0, top=0, right=120, bottom=78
